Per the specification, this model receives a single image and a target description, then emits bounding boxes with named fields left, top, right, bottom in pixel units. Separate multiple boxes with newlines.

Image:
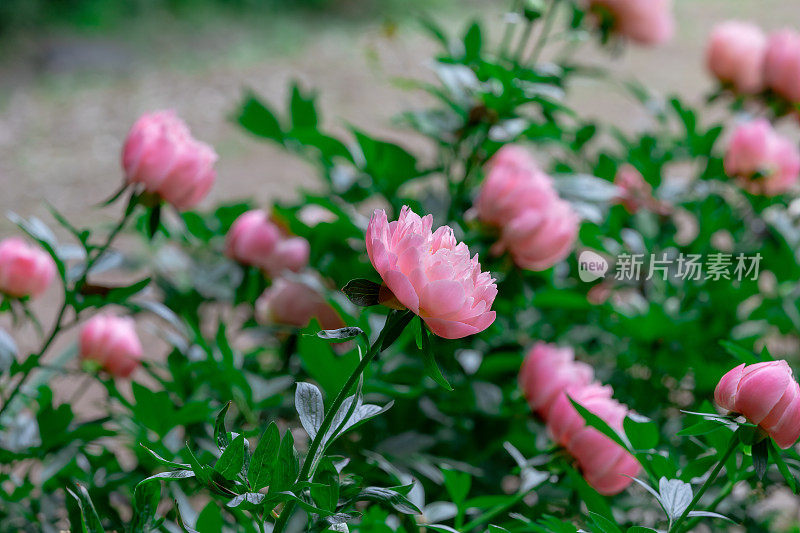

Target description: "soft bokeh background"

left=2, top=0, right=799, bottom=232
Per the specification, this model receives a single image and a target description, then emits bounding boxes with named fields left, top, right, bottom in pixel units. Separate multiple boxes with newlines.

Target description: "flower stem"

left=272, top=313, right=394, bottom=532
left=670, top=433, right=739, bottom=533
left=525, top=0, right=559, bottom=65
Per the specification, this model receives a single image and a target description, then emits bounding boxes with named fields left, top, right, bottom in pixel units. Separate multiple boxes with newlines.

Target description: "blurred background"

left=1, top=0, right=799, bottom=232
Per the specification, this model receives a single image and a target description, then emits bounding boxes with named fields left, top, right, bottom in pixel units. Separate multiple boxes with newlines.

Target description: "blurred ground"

left=1, top=0, right=800, bottom=408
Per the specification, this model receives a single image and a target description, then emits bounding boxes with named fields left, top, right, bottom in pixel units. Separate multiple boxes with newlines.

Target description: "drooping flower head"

left=764, top=29, right=800, bottom=104
left=256, top=278, right=344, bottom=331
left=366, top=206, right=497, bottom=339
left=588, top=0, right=675, bottom=46
left=715, top=360, right=800, bottom=449
left=79, top=314, right=143, bottom=378
left=0, top=237, right=57, bottom=299
left=225, top=209, right=310, bottom=276
left=122, top=110, right=218, bottom=210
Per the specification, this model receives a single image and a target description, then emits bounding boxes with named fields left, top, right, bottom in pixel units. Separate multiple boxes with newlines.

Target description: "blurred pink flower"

left=589, top=0, right=675, bottom=46
left=79, top=314, right=143, bottom=378
left=255, top=278, right=344, bottom=331
left=613, top=165, right=670, bottom=215
left=225, top=209, right=310, bottom=276
left=494, top=197, right=580, bottom=271
left=548, top=383, right=640, bottom=495
left=764, top=29, right=800, bottom=103
left=122, top=110, right=217, bottom=210
left=519, top=342, right=594, bottom=418
left=715, top=360, right=800, bottom=449
left=0, top=237, right=56, bottom=299
left=706, top=21, right=767, bottom=94
left=476, top=145, right=557, bottom=227
left=724, top=119, right=800, bottom=196
left=366, top=206, right=497, bottom=339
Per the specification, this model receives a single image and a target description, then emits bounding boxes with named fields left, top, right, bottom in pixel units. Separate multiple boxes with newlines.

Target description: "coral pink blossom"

left=519, top=342, right=594, bottom=418
left=613, top=165, right=670, bottom=215
left=225, top=210, right=310, bottom=276
left=494, top=198, right=580, bottom=271
left=122, top=110, right=217, bottom=210
left=365, top=206, right=497, bottom=339
left=79, top=314, right=143, bottom=378
left=548, top=383, right=640, bottom=495
left=715, top=360, right=800, bottom=449
left=724, top=119, right=800, bottom=196
left=764, top=30, right=800, bottom=103
left=589, top=0, right=674, bottom=46
left=0, top=237, right=56, bottom=299
left=706, top=21, right=767, bottom=94
left=255, top=278, right=344, bottom=330
left=476, top=145, right=557, bottom=227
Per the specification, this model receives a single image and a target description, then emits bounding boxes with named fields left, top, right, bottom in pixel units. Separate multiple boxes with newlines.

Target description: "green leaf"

left=719, top=340, right=760, bottom=365
left=341, top=278, right=382, bottom=307
left=752, top=438, right=768, bottom=480
left=296, top=382, right=325, bottom=440
left=66, top=484, right=105, bottom=533
left=249, top=422, right=281, bottom=491
left=355, top=486, right=421, bottom=515
left=215, top=434, right=246, bottom=481
left=131, top=478, right=161, bottom=533
left=311, top=458, right=340, bottom=512
left=195, top=502, right=223, bottom=533
left=317, top=327, right=364, bottom=341
left=226, top=492, right=266, bottom=510
left=271, top=429, right=299, bottom=494
left=290, top=83, right=318, bottom=130
left=623, top=415, right=659, bottom=450
left=185, top=445, right=212, bottom=486
left=442, top=469, right=471, bottom=505
left=381, top=310, right=415, bottom=352
left=589, top=512, right=623, bottom=533
left=352, top=130, right=419, bottom=196
left=769, top=440, right=797, bottom=493
left=237, top=91, right=283, bottom=142
left=420, top=320, right=453, bottom=391
left=214, top=401, right=231, bottom=451
left=140, top=445, right=191, bottom=470
left=462, top=21, right=482, bottom=61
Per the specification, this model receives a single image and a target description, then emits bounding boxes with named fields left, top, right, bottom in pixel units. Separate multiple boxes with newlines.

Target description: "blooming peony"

left=715, top=360, right=800, bottom=449
left=589, top=0, right=675, bottom=46
left=365, top=206, right=497, bottom=339
left=495, top=197, right=580, bottom=271
left=79, top=314, right=143, bottom=378
left=764, top=29, right=800, bottom=104
left=0, top=237, right=57, bottom=299
left=255, top=278, right=344, bottom=331
left=706, top=21, right=767, bottom=94
left=724, top=119, right=800, bottom=196
left=225, top=210, right=310, bottom=276
left=122, top=110, right=218, bottom=210
left=475, top=145, right=557, bottom=227
left=519, top=342, right=594, bottom=418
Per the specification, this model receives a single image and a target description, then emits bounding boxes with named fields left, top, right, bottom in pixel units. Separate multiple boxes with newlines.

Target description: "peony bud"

left=764, top=29, right=800, bottom=104
left=225, top=210, right=310, bottom=276
left=476, top=145, right=557, bottom=227
left=494, top=197, right=580, bottom=271
left=255, top=278, right=344, bottom=331
left=724, top=119, right=800, bottom=196
left=519, top=342, right=594, bottom=418
left=589, top=0, right=675, bottom=46
left=366, top=206, right=497, bottom=339
left=715, top=360, right=800, bottom=449
left=79, top=314, right=143, bottom=378
left=0, top=237, right=56, bottom=299
left=122, top=110, right=217, bottom=211
left=706, top=21, right=767, bottom=94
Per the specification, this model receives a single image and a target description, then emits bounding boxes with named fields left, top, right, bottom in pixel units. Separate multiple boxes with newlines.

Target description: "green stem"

left=525, top=0, right=559, bottom=65
left=272, top=315, right=391, bottom=532
left=513, top=19, right=535, bottom=64
left=498, top=0, right=522, bottom=60
left=681, top=479, right=735, bottom=532
left=462, top=490, right=528, bottom=531
left=670, top=434, right=739, bottom=533
left=0, top=203, right=135, bottom=417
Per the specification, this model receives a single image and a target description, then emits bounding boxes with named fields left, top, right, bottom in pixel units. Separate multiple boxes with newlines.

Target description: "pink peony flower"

left=225, top=210, right=310, bottom=276
left=255, top=278, right=344, bottom=331
left=724, top=119, right=800, bottom=196
left=706, top=21, right=767, bottom=94
left=589, top=0, right=675, bottom=46
left=0, top=237, right=57, bottom=299
left=122, top=110, right=217, bottom=211
left=475, top=146, right=557, bottom=227
left=715, top=360, right=800, bottom=449
left=547, top=383, right=640, bottom=495
left=365, top=206, right=497, bottom=339
left=79, top=314, right=143, bottom=378
left=494, top=198, right=580, bottom=271
left=764, top=29, right=800, bottom=103
left=519, top=342, right=594, bottom=418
